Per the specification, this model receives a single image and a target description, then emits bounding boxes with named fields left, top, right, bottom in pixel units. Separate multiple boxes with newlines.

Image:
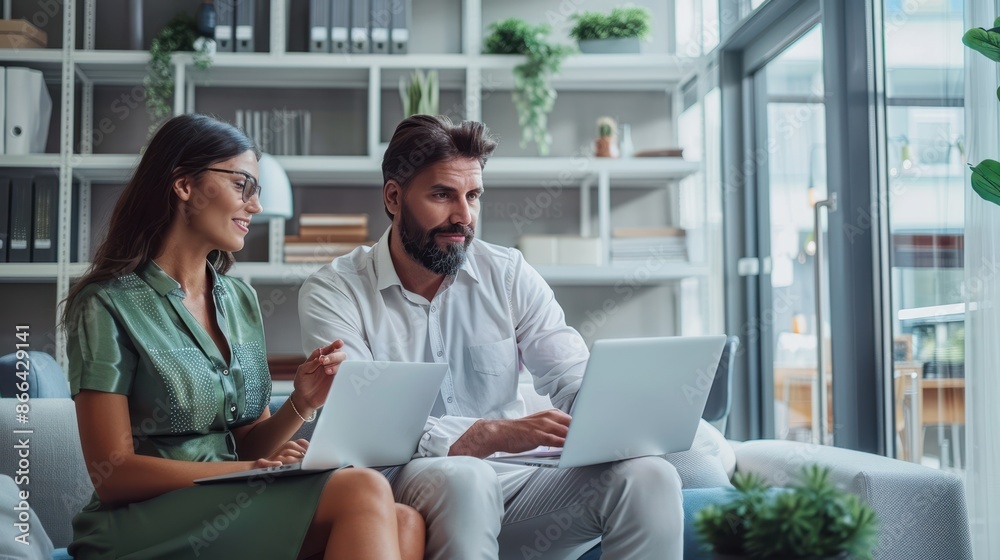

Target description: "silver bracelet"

left=288, top=391, right=317, bottom=423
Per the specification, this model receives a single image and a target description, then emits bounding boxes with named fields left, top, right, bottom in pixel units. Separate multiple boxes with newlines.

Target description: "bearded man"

left=298, top=115, right=684, bottom=560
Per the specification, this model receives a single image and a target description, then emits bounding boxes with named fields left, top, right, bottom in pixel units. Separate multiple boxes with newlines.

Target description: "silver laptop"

left=195, top=361, right=447, bottom=484
left=490, top=336, right=727, bottom=469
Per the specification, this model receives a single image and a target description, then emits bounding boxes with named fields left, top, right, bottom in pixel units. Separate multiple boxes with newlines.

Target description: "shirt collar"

left=373, top=226, right=480, bottom=292
left=139, top=259, right=226, bottom=298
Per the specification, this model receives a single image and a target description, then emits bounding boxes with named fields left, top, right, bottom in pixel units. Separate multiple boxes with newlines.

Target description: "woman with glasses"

left=61, top=114, right=424, bottom=559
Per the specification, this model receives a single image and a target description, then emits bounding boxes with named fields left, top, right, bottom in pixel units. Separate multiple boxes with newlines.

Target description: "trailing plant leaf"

left=970, top=160, right=1000, bottom=207
left=569, top=7, right=652, bottom=41
left=145, top=13, right=213, bottom=137
left=483, top=18, right=573, bottom=155
left=962, top=26, right=1000, bottom=63
left=965, top=19, right=1000, bottom=209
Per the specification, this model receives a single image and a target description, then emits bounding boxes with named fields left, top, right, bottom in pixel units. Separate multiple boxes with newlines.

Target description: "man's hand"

left=449, top=409, right=572, bottom=458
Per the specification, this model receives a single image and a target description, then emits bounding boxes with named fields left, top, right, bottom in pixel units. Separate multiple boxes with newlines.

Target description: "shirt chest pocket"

left=468, top=337, right=517, bottom=377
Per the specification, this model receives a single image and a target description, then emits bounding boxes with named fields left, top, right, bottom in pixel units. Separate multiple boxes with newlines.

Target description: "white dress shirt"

left=298, top=227, right=589, bottom=457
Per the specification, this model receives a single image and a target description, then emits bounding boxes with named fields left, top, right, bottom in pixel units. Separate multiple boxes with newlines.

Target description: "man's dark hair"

left=381, top=114, right=498, bottom=218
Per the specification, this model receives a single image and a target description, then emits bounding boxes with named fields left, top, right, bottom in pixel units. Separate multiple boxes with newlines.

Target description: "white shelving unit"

left=0, top=0, right=717, bottom=361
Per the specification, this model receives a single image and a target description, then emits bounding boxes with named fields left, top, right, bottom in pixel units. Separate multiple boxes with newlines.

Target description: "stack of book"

left=236, top=109, right=311, bottom=156
left=610, top=227, right=687, bottom=264
left=284, top=213, right=371, bottom=263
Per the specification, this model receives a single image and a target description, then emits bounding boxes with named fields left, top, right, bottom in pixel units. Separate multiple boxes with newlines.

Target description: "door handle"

left=813, top=193, right=837, bottom=444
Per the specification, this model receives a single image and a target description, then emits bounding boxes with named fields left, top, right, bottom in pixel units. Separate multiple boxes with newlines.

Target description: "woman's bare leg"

left=298, top=468, right=406, bottom=560
left=396, top=504, right=425, bottom=560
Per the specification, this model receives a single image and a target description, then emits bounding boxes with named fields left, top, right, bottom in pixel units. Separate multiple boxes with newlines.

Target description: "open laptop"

left=489, top=336, right=727, bottom=469
left=195, top=361, right=447, bottom=484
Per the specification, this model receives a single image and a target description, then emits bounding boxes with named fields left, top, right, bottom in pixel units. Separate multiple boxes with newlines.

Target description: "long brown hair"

left=62, top=114, right=259, bottom=326
left=381, top=115, right=498, bottom=219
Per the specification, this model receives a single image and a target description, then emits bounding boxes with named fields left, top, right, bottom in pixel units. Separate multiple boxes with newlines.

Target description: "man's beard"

left=397, top=206, right=474, bottom=276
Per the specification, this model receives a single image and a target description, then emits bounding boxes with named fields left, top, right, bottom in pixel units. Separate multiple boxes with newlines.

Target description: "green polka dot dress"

left=66, top=261, right=331, bottom=559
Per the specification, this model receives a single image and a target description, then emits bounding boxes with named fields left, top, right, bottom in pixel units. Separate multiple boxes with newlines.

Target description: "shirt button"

left=430, top=306, right=437, bottom=312
left=230, top=404, right=237, bottom=413
left=222, top=369, right=229, bottom=376
left=436, top=351, right=443, bottom=357
left=447, top=396, right=453, bottom=403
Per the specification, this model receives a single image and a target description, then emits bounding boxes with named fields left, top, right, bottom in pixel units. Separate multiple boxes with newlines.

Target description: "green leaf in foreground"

left=970, top=160, right=1000, bottom=206
left=963, top=27, right=1000, bottom=63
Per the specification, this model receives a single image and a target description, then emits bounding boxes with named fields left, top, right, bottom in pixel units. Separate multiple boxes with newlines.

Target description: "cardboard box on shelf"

left=519, top=235, right=603, bottom=266
left=0, top=20, right=47, bottom=49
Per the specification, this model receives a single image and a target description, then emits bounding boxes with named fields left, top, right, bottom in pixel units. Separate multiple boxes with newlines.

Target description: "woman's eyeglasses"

left=198, top=168, right=261, bottom=202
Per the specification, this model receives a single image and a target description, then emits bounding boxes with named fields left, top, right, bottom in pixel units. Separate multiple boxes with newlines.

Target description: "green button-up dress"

left=66, top=261, right=330, bottom=559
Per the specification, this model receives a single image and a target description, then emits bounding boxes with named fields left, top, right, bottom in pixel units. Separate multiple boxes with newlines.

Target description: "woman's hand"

left=293, top=340, right=347, bottom=411
left=251, top=439, right=310, bottom=469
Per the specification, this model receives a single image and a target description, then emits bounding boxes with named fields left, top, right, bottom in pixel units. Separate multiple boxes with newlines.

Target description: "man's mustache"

left=429, top=224, right=475, bottom=238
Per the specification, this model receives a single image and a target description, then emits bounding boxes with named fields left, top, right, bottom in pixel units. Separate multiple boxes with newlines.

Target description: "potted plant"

left=594, top=116, right=619, bottom=158
left=694, top=465, right=878, bottom=560
left=963, top=19, right=1000, bottom=206
left=145, top=12, right=213, bottom=137
left=483, top=18, right=574, bottom=156
left=398, top=69, right=439, bottom=117
left=569, top=6, right=652, bottom=54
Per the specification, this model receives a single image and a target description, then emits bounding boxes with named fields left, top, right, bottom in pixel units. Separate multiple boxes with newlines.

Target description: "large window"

left=883, top=0, right=966, bottom=471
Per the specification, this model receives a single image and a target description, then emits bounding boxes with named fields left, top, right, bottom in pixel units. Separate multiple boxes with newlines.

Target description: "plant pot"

left=594, top=136, right=619, bottom=158
left=578, top=37, right=641, bottom=54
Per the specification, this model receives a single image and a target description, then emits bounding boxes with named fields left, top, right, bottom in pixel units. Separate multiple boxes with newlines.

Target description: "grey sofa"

left=0, top=391, right=973, bottom=560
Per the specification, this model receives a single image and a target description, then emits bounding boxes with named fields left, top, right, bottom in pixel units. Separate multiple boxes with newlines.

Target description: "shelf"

left=70, top=154, right=140, bottom=182
left=73, top=50, right=149, bottom=85
left=0, top=49, right=63, bottom=83
left=478, top=54, right=698, bottom=91
left=228, top=261, right=707, bottom=285
left=484, top=157, right=700, bottom=186
left=67, top=154, right=699, bottom=187
left=0, top=154, right=61, bottom=172
left=276, top=156, right=380, bottom=185
left=67, top=51, right=698, bottom=90
left=532, top=264, right=709, bottom=285
left=0, top=263, right=59, bottom=282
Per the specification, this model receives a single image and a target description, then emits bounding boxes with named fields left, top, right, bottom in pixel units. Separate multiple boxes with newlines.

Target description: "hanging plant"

left=484, top=19, right=574, bottom=156
left=964, top=19, right=1000, bottom=206
left=145, top=13, right=213, bottom=137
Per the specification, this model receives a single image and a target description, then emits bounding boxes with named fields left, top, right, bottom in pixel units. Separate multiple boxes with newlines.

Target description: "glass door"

left=751, top=25, right=832, bottom=443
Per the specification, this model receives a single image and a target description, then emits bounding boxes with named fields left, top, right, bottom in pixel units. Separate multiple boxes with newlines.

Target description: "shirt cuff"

left=416, top=416, right=480, bottom=457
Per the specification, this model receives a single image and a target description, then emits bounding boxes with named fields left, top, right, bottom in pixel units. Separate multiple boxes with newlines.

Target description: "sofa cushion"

left=0, top=474, right=54, bottom=559
left=0, top=351, right=70, bottom=399
left=0, top=399, right=94, bottom=549
left=663, top=421, right=736, bottom=488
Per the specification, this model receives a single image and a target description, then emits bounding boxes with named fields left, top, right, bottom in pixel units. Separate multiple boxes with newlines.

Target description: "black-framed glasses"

left=198, top=168, right=261, bottom=203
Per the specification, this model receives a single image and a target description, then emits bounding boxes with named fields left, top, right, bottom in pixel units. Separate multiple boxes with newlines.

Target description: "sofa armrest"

left=0, top=399, right=93, bottom=549
left=733, top=439, right=972, bottom=560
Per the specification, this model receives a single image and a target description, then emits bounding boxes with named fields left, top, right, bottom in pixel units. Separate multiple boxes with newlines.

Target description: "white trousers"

left=384, top=455, right=684, bottom=560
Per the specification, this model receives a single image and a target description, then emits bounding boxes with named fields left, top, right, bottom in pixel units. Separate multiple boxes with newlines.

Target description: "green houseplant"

left=483, top=18, right=574, bottom=156
left=398, top=69, right=439, bottom=117
left=963, top=19, right=1000, bottom=206
left=694, top=465, right=878, bottom=560
left=569, top=7, right=652, bottom=54
left=145, top=12, right=213, bottom=136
